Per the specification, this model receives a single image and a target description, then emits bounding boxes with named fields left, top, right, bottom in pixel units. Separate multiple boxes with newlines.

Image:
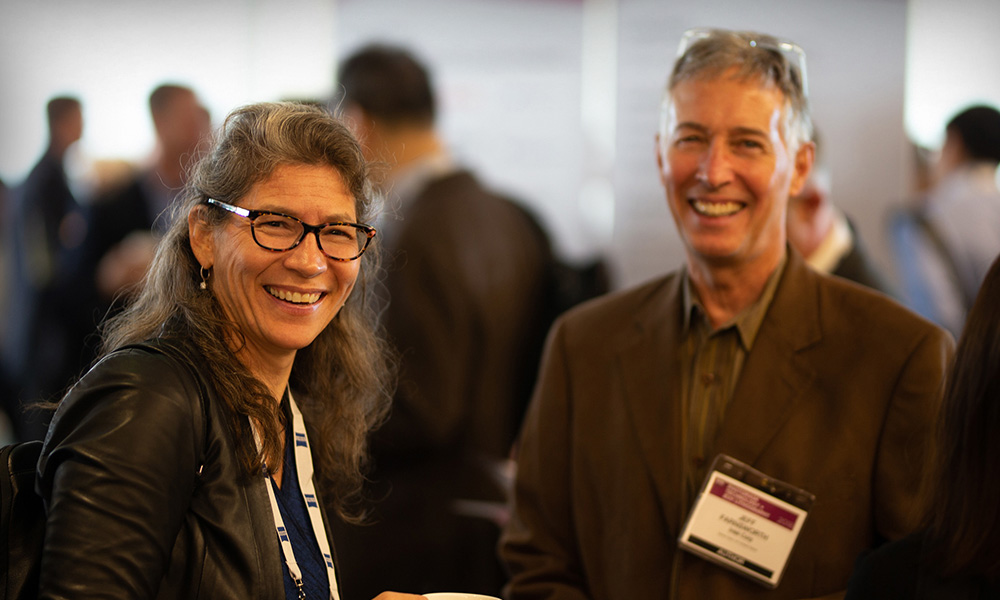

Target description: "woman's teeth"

left=267, top=287, right=321, bottom=304
left=691, top=200, right=743, bottom=217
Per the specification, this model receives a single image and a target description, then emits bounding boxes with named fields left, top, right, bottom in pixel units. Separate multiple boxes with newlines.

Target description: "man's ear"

left=188, top=204, right=215, bottom=270
left=655, top=134, right=670, bottom=188
left=789, top=140, right=816, bottom=197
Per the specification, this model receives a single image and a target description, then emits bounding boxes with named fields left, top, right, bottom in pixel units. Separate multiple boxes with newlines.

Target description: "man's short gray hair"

left=660, top=28, right=813, bottom=153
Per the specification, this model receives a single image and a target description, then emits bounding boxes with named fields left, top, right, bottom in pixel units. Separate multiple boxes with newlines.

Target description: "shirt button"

left=693, top=456, right=705, bottom=468
left=701, top=372, right=717, bottom=386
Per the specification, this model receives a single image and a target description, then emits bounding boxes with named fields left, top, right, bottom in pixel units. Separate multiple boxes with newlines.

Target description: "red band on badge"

left=709, top=479, right=799, bottom=530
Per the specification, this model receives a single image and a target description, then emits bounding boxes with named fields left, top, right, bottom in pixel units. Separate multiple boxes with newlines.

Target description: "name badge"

left=677, top=455, right=815, bottom=589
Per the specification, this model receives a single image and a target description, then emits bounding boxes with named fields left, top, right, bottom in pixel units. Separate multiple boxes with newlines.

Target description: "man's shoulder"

left=557, top=272, right=680, bottom=335
left=17, top=154, right=68, bottom=200
left=23, top=153, right=61, bottom=183
left=806, top=267, right=951, bottom=350
left=404, top=169, right=550, bottom=248
left=406, top=169, right=486, bottom=207
left=817, top=269, right=930, bottom=324
left=411, top=170, right=520, bottom=220
left=422, top=168, right=486, bottom=194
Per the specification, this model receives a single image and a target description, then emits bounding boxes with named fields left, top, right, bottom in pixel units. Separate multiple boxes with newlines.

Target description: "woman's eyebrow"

left=253, top=205, right=358, bottom=223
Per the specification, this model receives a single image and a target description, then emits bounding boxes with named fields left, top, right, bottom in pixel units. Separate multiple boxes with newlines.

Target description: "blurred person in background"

left=329, top=42, right=555, bottom=598
left=84, top=83, right=212, bottom=306
left=36, top=101, right=417, bottom=600
left=785, top=129, right=896, bottom=297
left=58, top=83, right=215, bottom=394
left=846, top=251, right=1000, bottom=599
left=1, top=96, right=91, bottom=440
left=0, top=175, right=15, bottom=443
left=889, top=104, right=1000, bottom=338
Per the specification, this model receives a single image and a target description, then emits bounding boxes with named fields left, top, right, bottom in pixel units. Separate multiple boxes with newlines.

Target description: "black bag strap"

left=1, top=440, right=45, bottom=600
left=119, top=338, right=211, bottom=470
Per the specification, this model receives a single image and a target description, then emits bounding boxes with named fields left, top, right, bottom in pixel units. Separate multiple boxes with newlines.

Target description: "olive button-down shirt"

left=679, top=255, right=786, bottom=504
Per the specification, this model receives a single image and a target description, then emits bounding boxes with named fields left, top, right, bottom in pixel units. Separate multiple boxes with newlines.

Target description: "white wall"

left=906, top=0, right=1000, bottom=149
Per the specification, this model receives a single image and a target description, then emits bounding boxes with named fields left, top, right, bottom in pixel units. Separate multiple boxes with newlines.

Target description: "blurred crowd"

left=0, top=85, right=213, bottom=442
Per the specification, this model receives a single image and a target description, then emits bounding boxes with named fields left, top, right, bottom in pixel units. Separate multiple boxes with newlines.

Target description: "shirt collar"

left=804, top=207, right=853, bottom=274
left=682, top=252, right=788, bottom=351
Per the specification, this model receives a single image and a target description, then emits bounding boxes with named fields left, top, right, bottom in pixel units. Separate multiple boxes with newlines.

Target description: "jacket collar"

left=713, top=249, right=823, bottom=464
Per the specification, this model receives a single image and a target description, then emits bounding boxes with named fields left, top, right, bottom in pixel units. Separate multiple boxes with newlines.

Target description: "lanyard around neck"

left=253, top=390, right=340, bottom=600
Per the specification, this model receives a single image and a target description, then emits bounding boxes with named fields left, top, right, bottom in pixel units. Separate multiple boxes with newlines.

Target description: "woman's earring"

left=199, top=266, right=211, bottom=290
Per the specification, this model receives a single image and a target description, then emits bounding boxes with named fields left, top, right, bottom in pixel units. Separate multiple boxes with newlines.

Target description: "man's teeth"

left=692, top=200, right=743, bottom=217
left=267, top=287, right=321, bottom=304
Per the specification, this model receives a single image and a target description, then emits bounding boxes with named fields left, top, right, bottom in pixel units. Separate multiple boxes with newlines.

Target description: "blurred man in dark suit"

left=2, top=96, right=90, bottom=440
left=85, top=83, right=211, bottom=305
left=330, top=43, right=555, bottom=599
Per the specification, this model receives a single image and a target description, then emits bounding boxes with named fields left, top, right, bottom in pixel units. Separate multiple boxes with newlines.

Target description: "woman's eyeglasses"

left=206, top=198, right=376, bottom=262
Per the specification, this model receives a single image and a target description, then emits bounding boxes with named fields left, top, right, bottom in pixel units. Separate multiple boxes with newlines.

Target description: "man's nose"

left=697, top=140, right=733, bottom=189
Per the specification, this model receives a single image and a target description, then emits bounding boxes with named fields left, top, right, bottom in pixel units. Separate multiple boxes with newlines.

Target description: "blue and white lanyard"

left=253, top=390, right=340, bottom=600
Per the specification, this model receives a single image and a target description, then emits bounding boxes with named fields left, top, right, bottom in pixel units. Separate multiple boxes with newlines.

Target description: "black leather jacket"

left=37, top=338, right=334, bottom=599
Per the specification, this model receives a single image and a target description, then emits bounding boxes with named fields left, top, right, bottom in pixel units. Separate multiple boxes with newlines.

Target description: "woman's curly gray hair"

left=101, top=101, right=394, bottom=521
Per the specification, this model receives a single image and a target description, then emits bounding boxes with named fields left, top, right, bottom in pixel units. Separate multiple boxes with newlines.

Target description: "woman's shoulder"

left=91, top=337, right=206, bottom=394
left=50, top=337, right=210, bottom=440
left=39, top=337, right=213, bottom=494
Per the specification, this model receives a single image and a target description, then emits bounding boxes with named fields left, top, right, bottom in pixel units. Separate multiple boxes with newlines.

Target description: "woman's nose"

left=284, top=231, right=329, bottom=276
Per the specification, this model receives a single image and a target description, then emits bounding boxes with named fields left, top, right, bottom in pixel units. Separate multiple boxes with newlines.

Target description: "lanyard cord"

left=254, top=389, right=340, bottom=600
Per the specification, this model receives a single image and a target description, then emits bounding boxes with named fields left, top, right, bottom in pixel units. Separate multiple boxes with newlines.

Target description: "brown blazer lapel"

left=714, top=253, right=823, bottom=465
left=617, top=274, right=687, bottom=534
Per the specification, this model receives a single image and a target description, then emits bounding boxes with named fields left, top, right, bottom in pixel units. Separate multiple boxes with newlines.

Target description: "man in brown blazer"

left=501, top=28, right=953, bottom=599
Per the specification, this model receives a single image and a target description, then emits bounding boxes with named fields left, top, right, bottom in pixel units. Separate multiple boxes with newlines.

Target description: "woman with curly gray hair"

left=36, top=102, right=411, bottom=600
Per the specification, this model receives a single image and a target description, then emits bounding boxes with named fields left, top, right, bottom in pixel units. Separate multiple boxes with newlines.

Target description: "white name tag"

left=678, top=455, right=815, bottom=589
